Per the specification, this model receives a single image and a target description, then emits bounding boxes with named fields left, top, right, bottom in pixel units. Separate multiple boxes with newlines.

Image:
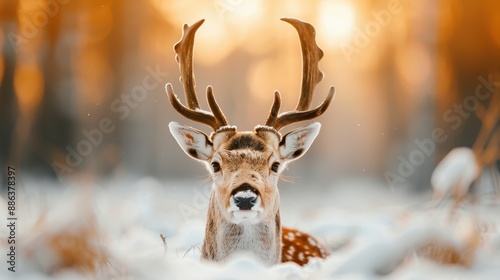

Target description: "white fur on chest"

left=215, top=221, right=280, bottom=265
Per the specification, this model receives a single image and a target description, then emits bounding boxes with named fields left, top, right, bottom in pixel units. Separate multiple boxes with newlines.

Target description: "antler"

left=265, top=18, right=335, bottom=131
left=166, top=19, right=228, bottom=131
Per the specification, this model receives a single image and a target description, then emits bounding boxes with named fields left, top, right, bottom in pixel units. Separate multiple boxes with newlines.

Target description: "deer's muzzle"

left=231, top=183, right=258, bottom=210
left=228, top=183, right=263, bottom=224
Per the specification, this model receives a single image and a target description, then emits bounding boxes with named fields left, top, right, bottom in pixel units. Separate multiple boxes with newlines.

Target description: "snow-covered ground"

left=1, top=176, right=500, bottom=280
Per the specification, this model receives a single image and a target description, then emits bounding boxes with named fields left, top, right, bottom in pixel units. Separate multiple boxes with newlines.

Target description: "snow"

left=431, top=147, right=480, bottom=198
left=1, top=177, right=499, bottom=280
left=194, top=107, right=214, bottom=116
left=215, top=125, right=238, bottom=133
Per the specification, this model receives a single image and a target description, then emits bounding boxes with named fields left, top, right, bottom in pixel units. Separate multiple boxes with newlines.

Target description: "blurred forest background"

left=0, top=0, right=498, bottom=189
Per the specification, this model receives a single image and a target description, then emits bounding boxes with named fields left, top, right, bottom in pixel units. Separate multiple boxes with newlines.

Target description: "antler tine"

left=282, top=18, right=324, bottom=111
left=166, top=84, right=218, bottom=129
left=167, top=19, right=228, bottom=131
left=269, top=87, right=335, bottom=130
left=265, top=91, right=282, bottom=128
left=265, top=18, right=334, bottom=131
left=174, top=19, right=204, bottom=109
left=206, top=86, right=228, bottom=128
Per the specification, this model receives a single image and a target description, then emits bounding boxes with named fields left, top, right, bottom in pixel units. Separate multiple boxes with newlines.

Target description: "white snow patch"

left=431, top=147, right=480, bottom=197
left=1, top=176, right=499, bottom=279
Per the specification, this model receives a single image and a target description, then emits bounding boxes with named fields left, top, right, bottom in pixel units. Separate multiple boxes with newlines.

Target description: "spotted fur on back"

left=281, top=227, right=330, bottom=266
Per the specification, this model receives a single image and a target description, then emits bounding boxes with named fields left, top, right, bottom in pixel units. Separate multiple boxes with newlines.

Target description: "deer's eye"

left=271, top=162, right=280, bottom=173
left=211, top=162, right=221, bottom=172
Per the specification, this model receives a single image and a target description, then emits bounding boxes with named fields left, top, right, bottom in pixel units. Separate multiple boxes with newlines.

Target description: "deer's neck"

left=201, top=194, right=282, bottom=265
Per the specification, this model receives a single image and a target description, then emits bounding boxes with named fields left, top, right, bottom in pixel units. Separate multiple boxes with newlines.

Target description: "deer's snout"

left=231, top=183, right=258, bottom=210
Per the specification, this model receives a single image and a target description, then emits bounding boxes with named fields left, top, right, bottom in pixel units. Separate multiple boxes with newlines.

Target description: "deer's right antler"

left=265, top=18, right=335, bottom=131
left=166, top=19, right=228, bottom=131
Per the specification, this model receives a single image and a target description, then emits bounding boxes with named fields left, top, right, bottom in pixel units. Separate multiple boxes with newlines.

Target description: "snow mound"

left=431, top=147, right=480, bottom=198
left=1, top=177, right=499, bottom=279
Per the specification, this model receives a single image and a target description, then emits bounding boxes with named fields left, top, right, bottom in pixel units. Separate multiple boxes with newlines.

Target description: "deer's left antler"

left=166, top=19, right=229, bottom=131
left=265, top=18, right=335, bottom=131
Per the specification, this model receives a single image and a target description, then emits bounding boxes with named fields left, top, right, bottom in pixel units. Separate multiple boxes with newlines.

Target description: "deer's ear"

left=169, top=122, right=213, bottom=161
left=279, top=122, right=321, bottom=162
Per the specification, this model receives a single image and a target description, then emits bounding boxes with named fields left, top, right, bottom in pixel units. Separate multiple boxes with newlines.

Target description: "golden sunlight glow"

left=196, top=21, right=235, bottom=66
left=248, top=59, right=275, bottom=103
left=14, top=63, right=44, bottom=119
left=230, top=0, right=263, bottom=22
left=14, top=0, right=45, bottom=119
left=491, top=16, right=500, bottom=47
left=73, top=45, right=113, bottom=106
left=319, top=0, right=356, bottom=42
left=4, top=0, right=498, bottom=199
left=396, top=42, right=431, bottom=89
left=0, top=28, right=4, bottom=89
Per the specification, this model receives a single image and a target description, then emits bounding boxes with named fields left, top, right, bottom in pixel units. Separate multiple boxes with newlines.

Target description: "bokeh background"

left=1, top=0, right=499, bottom=189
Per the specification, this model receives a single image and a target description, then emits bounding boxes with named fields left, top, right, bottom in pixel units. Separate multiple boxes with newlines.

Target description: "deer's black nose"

left=232, top=183, right=258, bottom=210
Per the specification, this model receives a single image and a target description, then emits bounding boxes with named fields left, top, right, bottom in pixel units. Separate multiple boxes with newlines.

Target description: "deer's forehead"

left=214, top=134, right=276, bottom=165
left=212, top=130, right=280, bottom=151
left=226, top=134, right=267, bottom=151
left=218, top=150, right=273, bottom=172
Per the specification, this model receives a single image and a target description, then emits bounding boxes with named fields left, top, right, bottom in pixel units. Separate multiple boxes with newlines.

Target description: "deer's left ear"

left=169, top=122, right=213, bottom=161
left=279, top=122, right=321, bottom=162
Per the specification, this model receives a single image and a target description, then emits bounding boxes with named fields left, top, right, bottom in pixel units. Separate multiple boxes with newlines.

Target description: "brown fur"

left=170, top=121, right=328, bottom=266
left=168, top=18, right=333, bottom=267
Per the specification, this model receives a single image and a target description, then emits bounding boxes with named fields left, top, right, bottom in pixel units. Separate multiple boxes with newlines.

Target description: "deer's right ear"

left=169, top=122, right=213, bottom=161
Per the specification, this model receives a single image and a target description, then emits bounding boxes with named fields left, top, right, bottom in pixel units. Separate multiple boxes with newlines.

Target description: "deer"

left=165, top=18, right=334, bottom=266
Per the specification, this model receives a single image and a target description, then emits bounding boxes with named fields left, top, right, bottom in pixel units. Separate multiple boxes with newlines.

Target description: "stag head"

left=165, top=18, right=334, bottom=264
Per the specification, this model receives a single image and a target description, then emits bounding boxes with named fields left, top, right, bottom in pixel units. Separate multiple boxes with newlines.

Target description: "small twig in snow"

left=160, top=234, right=168, bottom=255
left=183, top=243, right=201, bottom=258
